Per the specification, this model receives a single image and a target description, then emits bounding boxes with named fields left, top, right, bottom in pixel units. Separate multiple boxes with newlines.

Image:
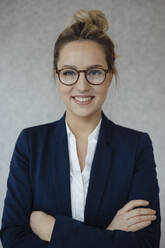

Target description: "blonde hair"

left=53, top=9, right=119, bottom=87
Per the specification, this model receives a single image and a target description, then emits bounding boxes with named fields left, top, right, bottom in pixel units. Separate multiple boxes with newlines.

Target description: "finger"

left=127, top=221, right=151, bottom=232
left=124, top=208, right=156, bottom=219
left=126, top=214, right=156, bottom=227
left=118, top=200, right=149, bottom=214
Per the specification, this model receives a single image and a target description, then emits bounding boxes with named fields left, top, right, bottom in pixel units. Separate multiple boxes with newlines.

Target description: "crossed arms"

left=0, top=129, right=161, bottom=247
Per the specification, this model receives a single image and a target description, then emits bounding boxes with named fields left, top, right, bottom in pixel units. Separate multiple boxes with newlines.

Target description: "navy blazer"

left=0, top=110, right=161, bottom=248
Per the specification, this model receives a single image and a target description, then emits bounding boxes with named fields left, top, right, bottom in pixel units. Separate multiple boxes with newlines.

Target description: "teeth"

left=74, top=97, right=93, bottom=102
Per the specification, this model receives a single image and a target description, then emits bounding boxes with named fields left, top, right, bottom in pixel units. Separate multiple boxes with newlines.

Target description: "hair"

left=53, top=9, right=119, bottom=88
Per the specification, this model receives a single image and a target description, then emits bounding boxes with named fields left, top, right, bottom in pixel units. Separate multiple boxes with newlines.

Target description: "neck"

left=65, top=110, right=102, bottom=138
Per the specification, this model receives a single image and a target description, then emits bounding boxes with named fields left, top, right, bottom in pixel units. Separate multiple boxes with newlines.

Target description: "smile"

left=72, top=96, right=94, bottom=105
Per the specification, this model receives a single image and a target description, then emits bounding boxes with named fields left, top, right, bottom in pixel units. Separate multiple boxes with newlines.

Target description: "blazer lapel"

left=52, top=112, right=72, bottom=217
left=84, top=111, right=114, bottom=226
left=53, top=110, right=115, bottom=226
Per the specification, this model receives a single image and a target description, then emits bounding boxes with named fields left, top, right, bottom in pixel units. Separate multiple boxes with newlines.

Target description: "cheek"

left=57, top=80, right=69, bottom=93
left=58, top=86, right=73, bottom=101
left=95, top=86, right=108, bottom=98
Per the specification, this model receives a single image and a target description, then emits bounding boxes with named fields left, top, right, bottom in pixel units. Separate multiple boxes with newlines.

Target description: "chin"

left=70, top=108, right=99, bottom=118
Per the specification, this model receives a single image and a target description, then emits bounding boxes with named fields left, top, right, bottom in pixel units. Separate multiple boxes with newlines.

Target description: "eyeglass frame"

left=55, top=67, right=111, bottom=86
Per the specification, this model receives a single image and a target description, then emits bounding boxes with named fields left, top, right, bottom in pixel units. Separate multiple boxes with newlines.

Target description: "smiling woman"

left=52, top=9, right=119, bottom=137
left=0, top=8, right=161, bottom=248
left=54, top=40, right=114, bottom=132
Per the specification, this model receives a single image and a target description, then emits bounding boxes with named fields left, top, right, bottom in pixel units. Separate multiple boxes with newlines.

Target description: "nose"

left=75, top=72, right=90, bottom=90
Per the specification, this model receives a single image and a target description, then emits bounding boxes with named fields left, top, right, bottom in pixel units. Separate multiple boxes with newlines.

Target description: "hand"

left=106, top=200, right=157, bottom=232
left=30, top=211, right=55, bottom=242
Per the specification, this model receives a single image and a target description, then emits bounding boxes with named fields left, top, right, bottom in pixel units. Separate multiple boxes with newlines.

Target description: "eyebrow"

left=61, top=64, right=105, bottom=69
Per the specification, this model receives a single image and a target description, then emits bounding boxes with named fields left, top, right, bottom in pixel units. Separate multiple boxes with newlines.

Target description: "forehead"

left=57, top=40, right=107, bottom=67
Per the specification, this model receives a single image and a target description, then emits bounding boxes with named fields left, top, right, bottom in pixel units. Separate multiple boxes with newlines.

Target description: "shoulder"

left=106, top=117, right=153, bottom=151
left=103, top=111, right=148, bottom=139
left=111, top=120, right=153, bottom=153
left=106, top=115, right=149, bottom=138
left=23, top=120, right=59, bottom=133
left=16, top=119, right=61, bottom=144
left=109, top=117, right=144, bottom=135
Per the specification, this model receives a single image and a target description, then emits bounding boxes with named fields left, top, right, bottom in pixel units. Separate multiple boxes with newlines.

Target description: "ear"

left=54, top=69, right=59, bottom=82
left=109, top=70, right=113, bottom=80
left=107, top=71, right=113, bottom=87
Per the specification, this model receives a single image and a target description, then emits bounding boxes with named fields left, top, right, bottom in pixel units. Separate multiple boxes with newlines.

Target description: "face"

left=54, top=40, right=113, bottom=119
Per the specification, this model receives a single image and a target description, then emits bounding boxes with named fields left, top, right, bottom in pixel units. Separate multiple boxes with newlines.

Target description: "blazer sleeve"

left=126, top=132, right=161, bottom=246
left=108, top=132, right=161, bottom=248
left=48, top=132, right=161, bottom=248
left=0, top=129, right=161, bottom=248
left=0, top=129, right=50, bottom=247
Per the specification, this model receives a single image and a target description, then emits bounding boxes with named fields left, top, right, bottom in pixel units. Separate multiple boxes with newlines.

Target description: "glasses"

left=55, top=67, right=110, bottom=86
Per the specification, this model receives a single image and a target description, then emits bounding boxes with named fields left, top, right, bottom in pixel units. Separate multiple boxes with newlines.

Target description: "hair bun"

left=65, top=9, right=109, bottom=33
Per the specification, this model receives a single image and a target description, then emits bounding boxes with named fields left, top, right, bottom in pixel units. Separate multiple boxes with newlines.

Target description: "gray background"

left=0, top=0, right=164, bottom=247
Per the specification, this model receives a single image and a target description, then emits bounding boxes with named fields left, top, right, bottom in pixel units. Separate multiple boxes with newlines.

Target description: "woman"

left=0, top=9, right=161, bottom=248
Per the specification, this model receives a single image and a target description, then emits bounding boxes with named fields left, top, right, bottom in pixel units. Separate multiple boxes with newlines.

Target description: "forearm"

left=49, top=213, right=160, bottom=248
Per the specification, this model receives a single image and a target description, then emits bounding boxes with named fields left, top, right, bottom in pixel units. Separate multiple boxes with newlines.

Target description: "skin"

left=54, top=40, right=113, bottom=138
left=106, top=200, right=157, bottom=232
left=30, top=211, right=55, bottom=242
left=29, top=41, right=157, bottom=241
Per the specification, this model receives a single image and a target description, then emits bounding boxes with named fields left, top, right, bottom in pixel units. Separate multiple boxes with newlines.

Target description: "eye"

left=88, top=69, right=103, bottom=76
left=63, top=70, right=76, bottom=76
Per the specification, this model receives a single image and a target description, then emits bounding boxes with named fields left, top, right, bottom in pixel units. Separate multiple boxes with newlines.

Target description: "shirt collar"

left=65, top=116, right=102, bottom=141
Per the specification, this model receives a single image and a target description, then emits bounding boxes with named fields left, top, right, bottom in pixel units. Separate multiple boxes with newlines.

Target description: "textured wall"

left=0, top=0, right=164, bottom=247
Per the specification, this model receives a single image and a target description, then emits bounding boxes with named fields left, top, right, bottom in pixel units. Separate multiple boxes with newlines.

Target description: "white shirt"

left=65, top=117, right=102, bottom=222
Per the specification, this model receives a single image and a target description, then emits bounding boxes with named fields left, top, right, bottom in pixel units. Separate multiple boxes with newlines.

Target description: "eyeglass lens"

left=59, top=68, right=106, bottom=85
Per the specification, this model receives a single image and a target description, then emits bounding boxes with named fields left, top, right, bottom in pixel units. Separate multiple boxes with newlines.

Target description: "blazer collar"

left=53, top=110, right=115, bottom=226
